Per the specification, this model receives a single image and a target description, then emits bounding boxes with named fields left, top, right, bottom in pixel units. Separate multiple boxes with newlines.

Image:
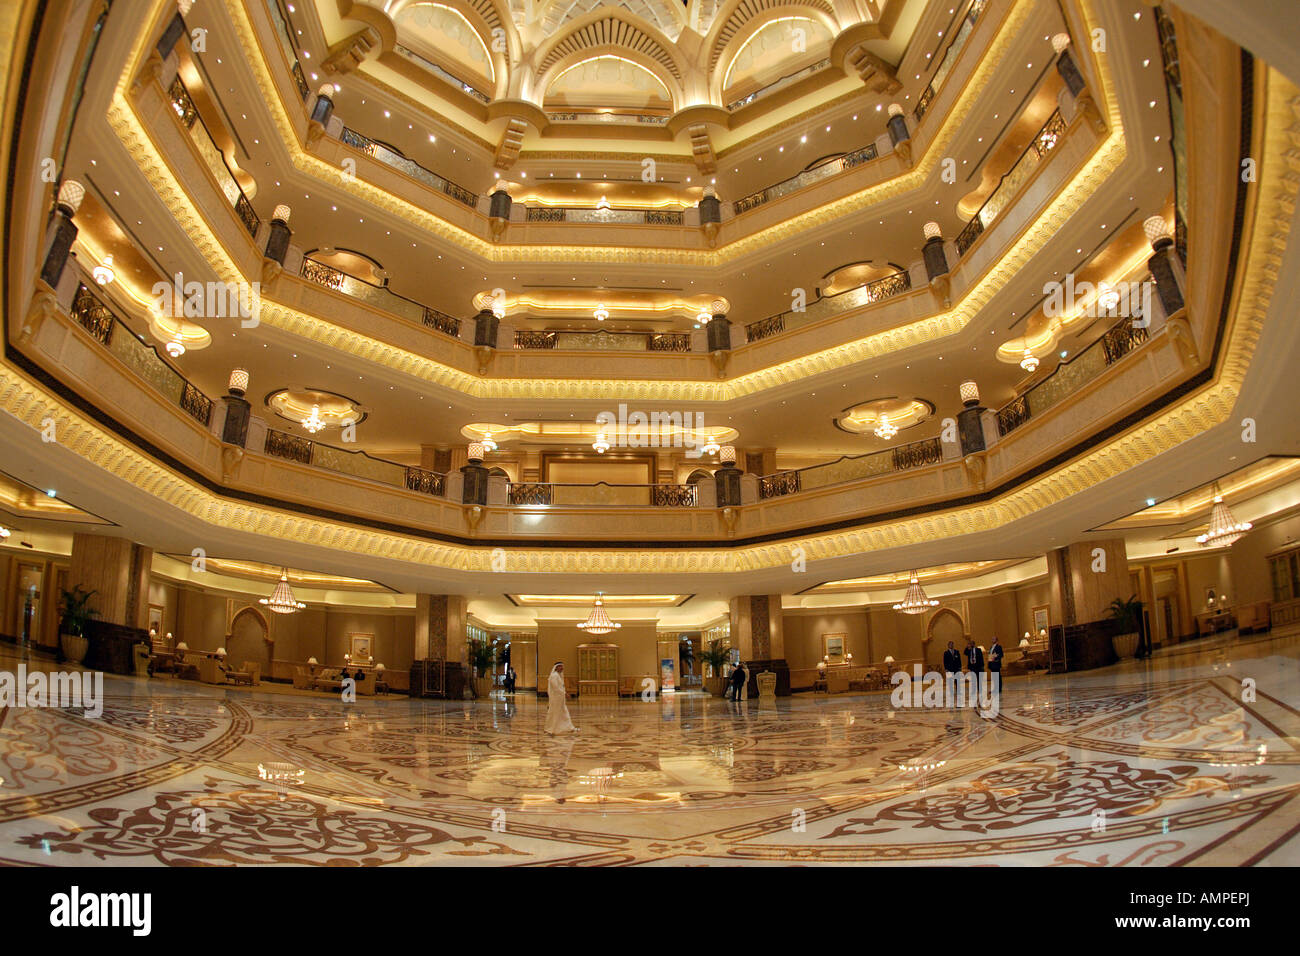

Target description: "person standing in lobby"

left=988, top=636, right=1004, bottom=699
left=729, top=661, right=747, bottom=702
left=964, top=637, right=985, bottom=705
left=943, top=640, right=963, bottom=707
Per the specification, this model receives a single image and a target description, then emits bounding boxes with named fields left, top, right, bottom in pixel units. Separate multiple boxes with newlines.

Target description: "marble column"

left=69, top=533, right=152, bottom=630
left=414, top=594, right=467, bottom=664
left=728, top=594, right=789, bottom=695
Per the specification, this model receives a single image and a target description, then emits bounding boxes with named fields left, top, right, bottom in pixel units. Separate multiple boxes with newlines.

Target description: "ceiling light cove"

left=835, top=398, right=934, bottom=438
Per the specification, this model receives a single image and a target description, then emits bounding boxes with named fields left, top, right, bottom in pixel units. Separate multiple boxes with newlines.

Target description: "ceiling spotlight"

left=1020, top=349, right=1039, bottom=372
left=92, top=254, right=116, bottom=285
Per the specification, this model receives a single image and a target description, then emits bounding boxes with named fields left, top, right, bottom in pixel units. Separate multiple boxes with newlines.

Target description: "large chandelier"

left=1197, top=484, right=1252, bottom=548
left=1020, top=348, right=1039, bottom=372
left=301, top=404, right=326, bottom=433
left=594, top=304, right=609, bottom=322
left=874, top=414, right=898, bottom=440
left=577, top=593, right=621, bottom=635
left=165, top=334, right=186, bottom=358
left=481, top=430, right=498, bottom=452
left=592, top=432, right=610, bottom=453
left=260, top=569, right=306, bottom=614
left=893, top=571, right=940, bottom=614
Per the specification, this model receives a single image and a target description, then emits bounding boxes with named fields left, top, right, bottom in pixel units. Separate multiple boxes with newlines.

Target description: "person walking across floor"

left=504, top=664, right=517, bottom=695
left=964, top=637, right=985, bottom=705
left=545, top=662, right=577, bottom=735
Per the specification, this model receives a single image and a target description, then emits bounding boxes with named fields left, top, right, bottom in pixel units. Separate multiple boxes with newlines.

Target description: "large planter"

left=60, top=632, right=89, bottom=664
left=474, top=675, right=493, bottom=698
left=704, top=676, right=725, bottom=697
left=1112, top=632, right=1140, bottom=660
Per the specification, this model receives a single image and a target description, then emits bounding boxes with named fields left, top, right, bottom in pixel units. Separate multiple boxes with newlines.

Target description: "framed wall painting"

left=1032, top=606, right=1050, bottom=638
left=822, top=632, right=847, bottom=664
left=349, top=633, right=374, bottom=661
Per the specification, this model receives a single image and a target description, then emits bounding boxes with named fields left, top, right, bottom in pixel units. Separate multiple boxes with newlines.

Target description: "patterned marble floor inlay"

left=0, top=634, right=1297, bottom=866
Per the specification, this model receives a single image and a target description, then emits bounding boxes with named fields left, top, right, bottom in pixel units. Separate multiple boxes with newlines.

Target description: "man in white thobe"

left=545, top=662, right=577, bottom=735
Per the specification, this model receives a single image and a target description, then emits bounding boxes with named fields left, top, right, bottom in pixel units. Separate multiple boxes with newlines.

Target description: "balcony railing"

left=339, top=127, right=477, bottom=208
left=757, top=436, right=945, bottom=501
left=996, top=314, right=1152, bottom=438
left=744, top=270, right=912, bottom=343
left=264, top=0, right=308, bottom=100
left=299, top=257, right=462, bottom=339
left=393, top=44, right=491, bottom=104
left=956, top=109, right=1065, bottom=256
left=404, top=466, right=446, bottom=497
left=547, top=112, right=669, bottom=126
left=69, top=282, right=212, bottom=427
left=726, top=58, right=831, bottom=112
left=168, top=77, right=260, bottom=238
left=914, top=0, right=988, bottom=122
left=507, top=482, right=700, bottom=507
left=513, top=329, right=692, bottom=352
left=732, top=143, right=880, bottom=216
left=523, top=206, right=684, bottom=225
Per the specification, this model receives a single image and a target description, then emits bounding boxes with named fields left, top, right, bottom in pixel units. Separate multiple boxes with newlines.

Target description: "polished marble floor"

left=0, top=633, right=1296, bottom=866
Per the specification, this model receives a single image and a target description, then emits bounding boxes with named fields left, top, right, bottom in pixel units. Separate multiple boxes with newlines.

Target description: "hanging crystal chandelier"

left=1020, top=348, right=1039, bottom=372
left=874, top=414, right=898, bottom=440
left=702, top=435, right=721, bottom=455
left=578, top=593, right=621, bottom=635
left=1197, top=484, right=1252, bottom=548
left=481, top=430, right=498, bottom=452
left=592, top=432, right=610, bottom=453
left=594, top=304, right=609, bottom=322
left=165, top=334, right=186, bottom=358
left=893, top=571, right=940, bottom=614
left=301, top=404, right=326, bottom=433
left=259, top=569, right=306, bottom=614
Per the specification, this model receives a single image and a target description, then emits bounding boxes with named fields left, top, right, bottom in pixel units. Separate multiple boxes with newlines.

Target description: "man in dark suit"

left=964, top=637, right=985, bottom=705
left=942, top=641, right=962, bottom=707
left=729, top=662, right=747, bottom=702
left=987, top=636, right=1004, bottom=699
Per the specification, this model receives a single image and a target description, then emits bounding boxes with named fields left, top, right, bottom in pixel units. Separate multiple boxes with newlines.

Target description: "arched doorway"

left=685, top=469, right=713, bottom=484
left=227, top=606, right=270, bottom=670
left=925, top=608, right=965, bottom=667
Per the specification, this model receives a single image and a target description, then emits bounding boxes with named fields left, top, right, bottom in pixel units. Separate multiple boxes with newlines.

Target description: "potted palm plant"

left=1107, top=594, right=1144, bottom=660
left=467, top=636, right=497, bottom=698
left=699, top=640, right=730, bottom=697
left=58, top=585, right=99, bottom=664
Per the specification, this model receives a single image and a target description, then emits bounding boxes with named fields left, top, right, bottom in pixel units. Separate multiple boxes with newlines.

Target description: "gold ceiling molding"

left=217, top=0, right=1040, bottom=266
left=4, top=53, right=1289, bottom=578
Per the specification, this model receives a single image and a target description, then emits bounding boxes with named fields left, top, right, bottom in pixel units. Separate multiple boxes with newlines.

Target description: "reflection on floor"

left=0, top=633, right=1296, bottom=866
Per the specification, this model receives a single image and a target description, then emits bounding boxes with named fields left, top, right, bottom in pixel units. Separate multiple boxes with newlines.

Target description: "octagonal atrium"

left=1, top=0, right=1299, bottom=900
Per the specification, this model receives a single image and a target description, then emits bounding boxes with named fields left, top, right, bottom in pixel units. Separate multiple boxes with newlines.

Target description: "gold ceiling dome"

left=266, top=388, right=366, bottom=433
left=835, top=397, right=933, bottom=440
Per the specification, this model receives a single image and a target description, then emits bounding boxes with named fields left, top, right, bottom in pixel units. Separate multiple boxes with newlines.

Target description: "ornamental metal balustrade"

left=732, top=143, right=880, bottom=216
left=523, top=206, right=685, bottom=225
left=546, top=112, right=669, bottom=126
left=914, top=0, right=988, bottom=122
left=995, top=314, right=1152, bottom=438
left=69, top=281, right=212, bottom=427
left=168, top=77, right=260, bottom=238
left=743, top=270, right=913, bottom=343
left=955, top=109, right=1066, bottom=256
left=393, top=44, right=491, bottom=104
left=299, top=257, right=462, bottom=339
left=339, top=127, right=477, bottom=208
left=263, top=0, right=308, bottom=100
left=513, top=329, right=692, bottom=352
left=404, top=466, right=446, bottom=497
left=726, top=58, right=832, bottom=111
left=507, top=483, right=699, bottom=507
left=757, top=436, right=946, bottom=501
